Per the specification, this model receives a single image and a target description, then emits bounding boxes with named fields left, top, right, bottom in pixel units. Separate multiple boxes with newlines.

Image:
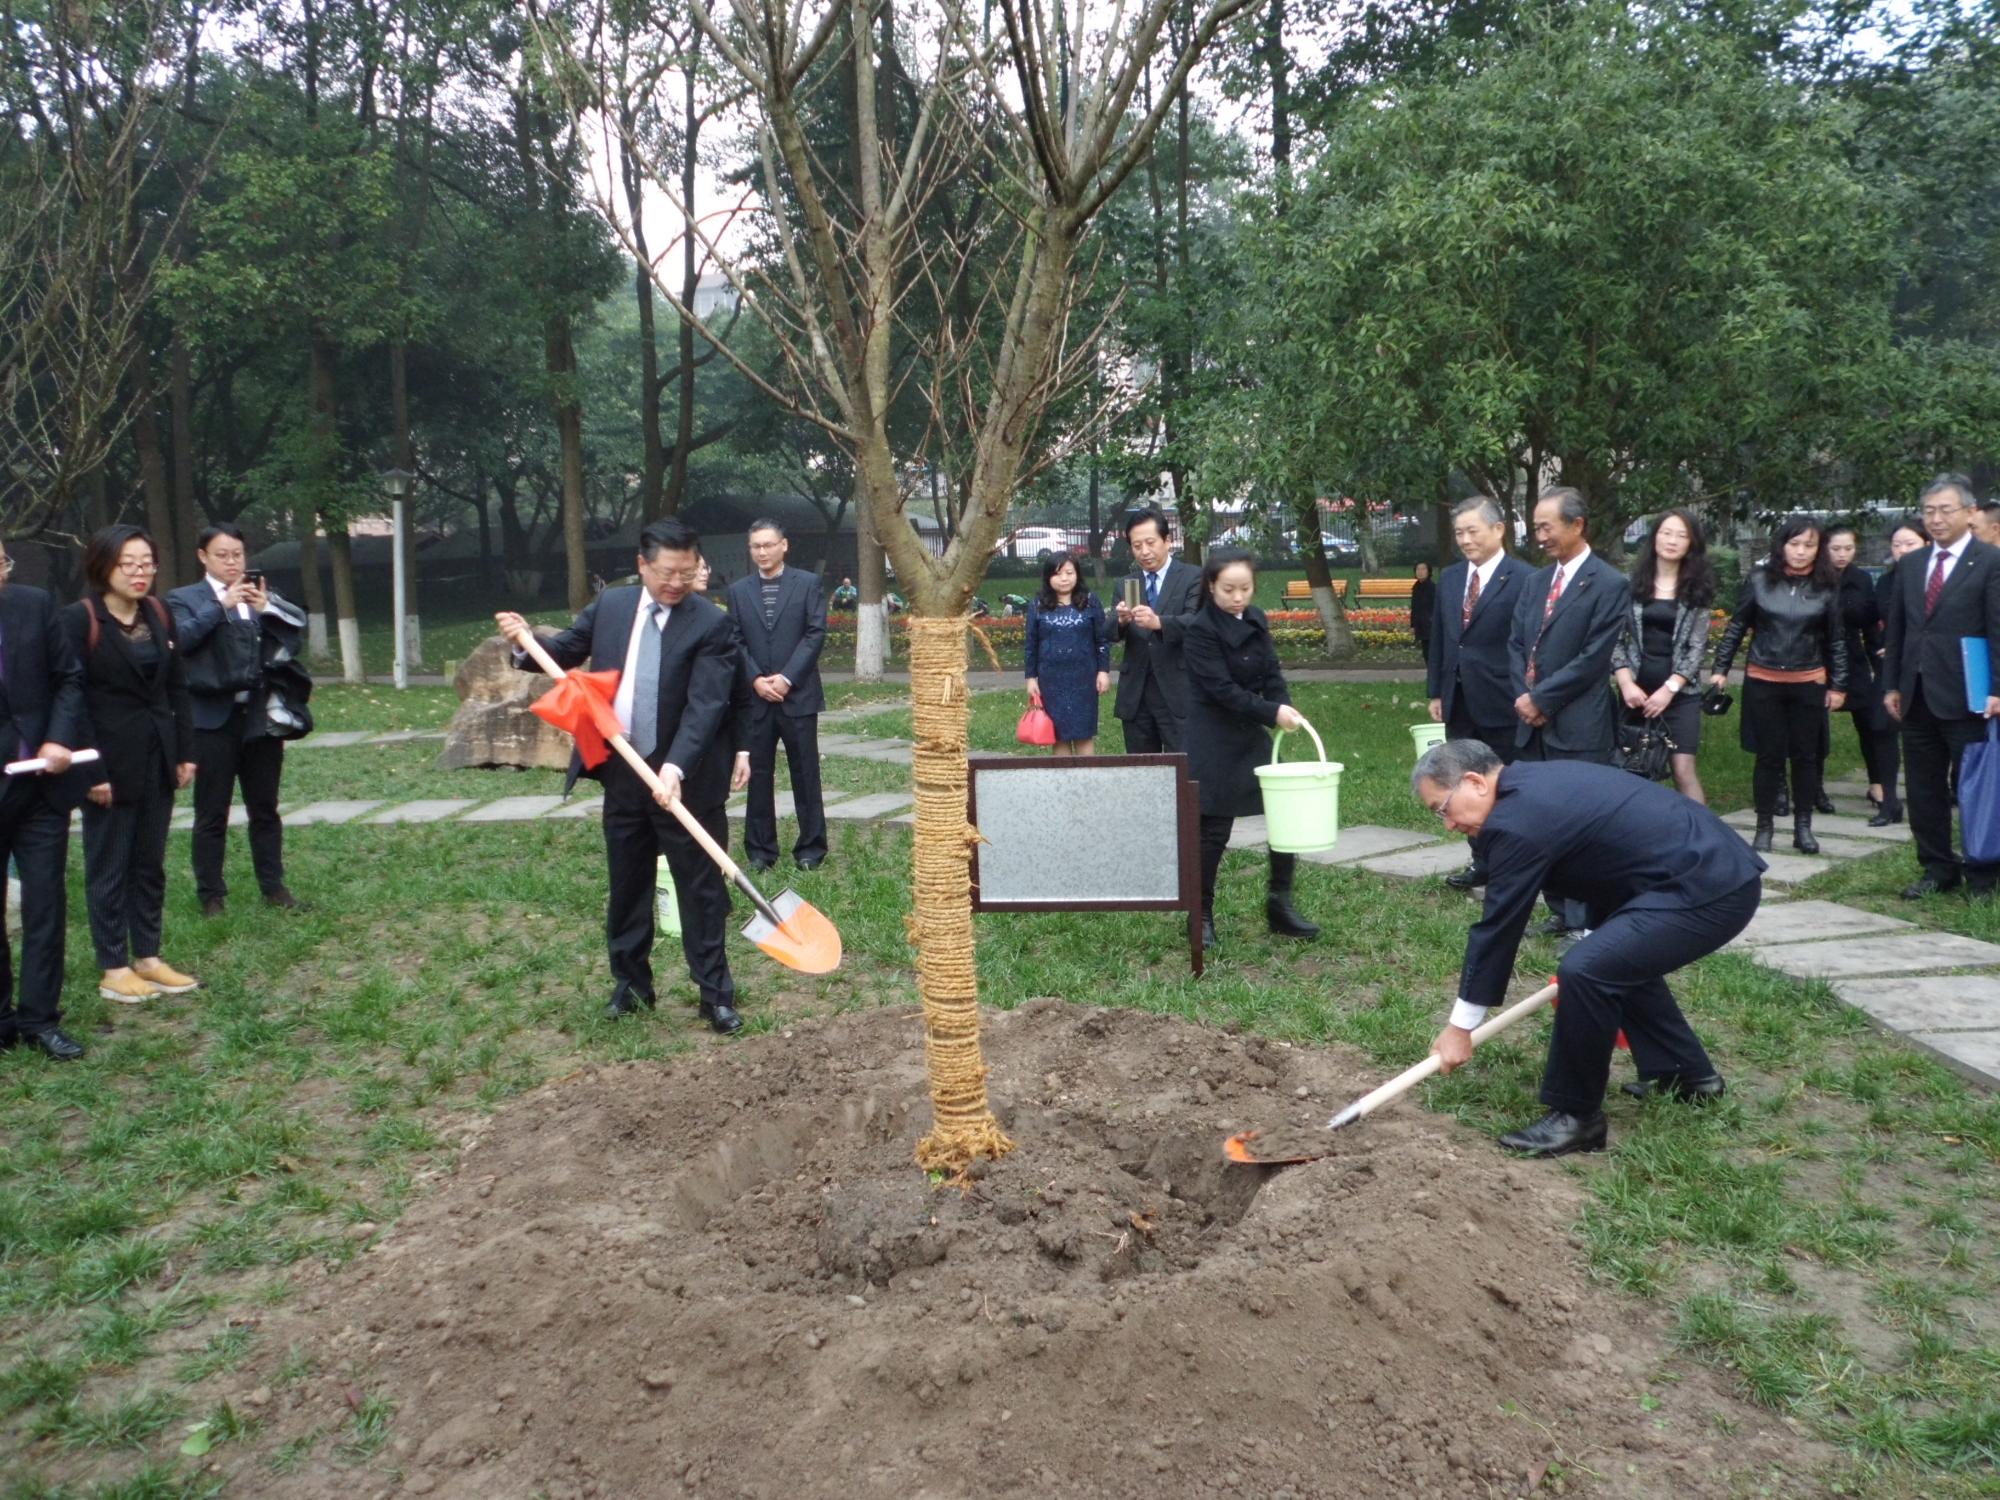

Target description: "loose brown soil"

left=216, top=1000, right=1825, bottom=1498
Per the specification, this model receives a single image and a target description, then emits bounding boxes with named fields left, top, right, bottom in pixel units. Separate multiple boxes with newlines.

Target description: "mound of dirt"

left=220, top=1001, right=1820, bottom=1499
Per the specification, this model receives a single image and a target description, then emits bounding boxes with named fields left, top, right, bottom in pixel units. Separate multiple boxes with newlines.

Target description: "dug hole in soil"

left=222, top=1000, right=1822, bottom=1499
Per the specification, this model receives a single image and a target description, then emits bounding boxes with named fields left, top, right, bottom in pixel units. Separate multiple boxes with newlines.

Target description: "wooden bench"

left=1282, top=579, right=1315, bottom=602
left=1355, top=577, right=1418, bottom=601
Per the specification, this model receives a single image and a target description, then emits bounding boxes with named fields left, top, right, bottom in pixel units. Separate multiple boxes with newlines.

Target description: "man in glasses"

left=1881, top=473, right=2000, bottom=900
left=497, top=518, right=745, bottom=1033
left=1412, top=738, right=1761, bottom=1158
left=0, top=539, right=88, bottom=1060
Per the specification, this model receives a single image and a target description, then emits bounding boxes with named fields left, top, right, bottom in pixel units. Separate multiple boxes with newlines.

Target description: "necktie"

left=1926, top=551, right=1948, bottom=617
left=1461, top=568, right=1481, bottom=627
left=1527, top=566, right=1564, bottom=684
left=1145, top=570, right=1160, bottom=609
left=631, top=604, right=663, bottom=759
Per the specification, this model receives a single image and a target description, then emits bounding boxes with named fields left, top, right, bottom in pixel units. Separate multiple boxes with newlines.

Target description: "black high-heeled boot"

left=1265, top=854, right=1320, bottom=939
left=1793, top=813, right=1820, bottom=854
left=1752, top=816, right=1775, bottom=853
left=1869, top=796, right=1903, bottom=828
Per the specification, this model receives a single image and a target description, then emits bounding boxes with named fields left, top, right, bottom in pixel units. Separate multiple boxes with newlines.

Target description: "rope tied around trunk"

left=906, top=613, right=1013, bottom=1172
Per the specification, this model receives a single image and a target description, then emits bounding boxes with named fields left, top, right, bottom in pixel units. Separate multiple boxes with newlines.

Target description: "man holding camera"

left=167, top=524, right=308, bottom=917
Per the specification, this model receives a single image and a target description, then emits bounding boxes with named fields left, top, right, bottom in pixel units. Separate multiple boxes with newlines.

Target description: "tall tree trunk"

left=623, top=123, right=668, bottom=521
left=549, top=315, right=590, bottom=611
left=168, top=333, right=200, bottom=586
left=1295, top=496, right=1354, bottom=658
left=309, top=334, right=362, bottom=680
left=389, top=336, right=423, bottom=664
left=296, top=503, right=328, bottom=660
left=854, top=483, right=887, bottom=679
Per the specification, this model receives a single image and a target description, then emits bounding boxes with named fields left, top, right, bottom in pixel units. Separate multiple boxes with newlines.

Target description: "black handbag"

left=1616, top=717, right=1675, bottom=781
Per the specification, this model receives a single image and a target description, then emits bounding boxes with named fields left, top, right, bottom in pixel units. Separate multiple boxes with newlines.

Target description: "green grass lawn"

left=5, top=685, right=1998, bottom=1496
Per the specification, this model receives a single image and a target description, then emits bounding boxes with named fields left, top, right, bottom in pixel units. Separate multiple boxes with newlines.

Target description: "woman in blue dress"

left=1024, top=554, right=1110, bottom=754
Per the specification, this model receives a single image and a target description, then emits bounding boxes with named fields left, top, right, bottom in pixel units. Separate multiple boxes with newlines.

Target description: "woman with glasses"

left=1711, top=517, right=1848, bottom=853
left=61, top=526, right=198, bottom=1005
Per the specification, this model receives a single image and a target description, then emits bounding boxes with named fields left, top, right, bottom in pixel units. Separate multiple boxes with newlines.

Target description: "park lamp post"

left=381, top=467, right=415, bottom=689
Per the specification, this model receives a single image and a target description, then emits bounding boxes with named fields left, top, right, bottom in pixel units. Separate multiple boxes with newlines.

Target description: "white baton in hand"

left=5, top=749, right=100, bottom=776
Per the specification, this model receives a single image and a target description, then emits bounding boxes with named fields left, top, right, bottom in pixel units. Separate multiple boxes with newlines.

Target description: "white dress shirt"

left=1464, top=552, right=1503, bottom=612
left=613, top=592, right=685, bottom=782
left=1927, top=531, right=1972, bottom=591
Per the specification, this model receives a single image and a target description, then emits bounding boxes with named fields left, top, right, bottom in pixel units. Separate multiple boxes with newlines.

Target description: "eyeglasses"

left=118, top=559, right=159, bottom=573
left=1430, top=784, right=1459, bottom=822
left=644, top=563, right=702, bottom=584
left=1922, top=504, right=1963, bottom=518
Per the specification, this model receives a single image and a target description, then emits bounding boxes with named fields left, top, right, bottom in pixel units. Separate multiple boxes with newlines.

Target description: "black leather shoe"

left=1498, top=1109, right=1607, bottom=1158
left=1200, top=919, right=1217, bottom=950
left=200, top=897, right=226, bottom=919
left=23, top=1027, right=85, bottom=1062
left=1533, top=914, right=1570, bottom=937
left=1901, top=876, right=1962, bottom=900
left=1265, top=896, right=1320, bottom=940
left=603, top=990, right=657, bottom=1020
left=1444, top=864, right=1488, bottom=891
left=263, top=888, right=310, bottom=911
left=1751, top=817, right=1775, bottom=853
left=747, top=859, right=776, bottom=874
left=699, top=1000, right=744, bottom=1035
left=1620, top=1072, right=1726, bottom=1104
left=1792, top=817, right=1820, bottom=855
left=1868, top=802, right=1903, bottom=828
left=795, top=856, right=824, bottom=871
left=1814, top=792, right=1836, bottom=815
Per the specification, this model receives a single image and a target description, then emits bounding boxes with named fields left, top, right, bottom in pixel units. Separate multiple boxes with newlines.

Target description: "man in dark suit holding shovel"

left=1427, top=495, right=1528, bottom=890
left=498, top=518, right=744, bottom=1032
left=1414, top=739, right=1761, bottom=1157
left=728, top=519, right=829, bottom=872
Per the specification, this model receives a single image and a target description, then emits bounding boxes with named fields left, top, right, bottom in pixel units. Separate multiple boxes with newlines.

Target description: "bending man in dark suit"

left=1416, top=740, right=1759, bottom=1157
left=1427, top=494, right=1528, bottom=890
left=167, top=523, right=309, bottom=917
left=497, top=518, right=745, bottom=1033
left=0, top=536, right=89, bottom=1060
left=1110, top=506, right=1201, bottom=753
left=1881, top=473, right=2000, bottom=899
left=727, top=519, right=829, bottom=872
left=1509, top=488, right=1631, bottom=940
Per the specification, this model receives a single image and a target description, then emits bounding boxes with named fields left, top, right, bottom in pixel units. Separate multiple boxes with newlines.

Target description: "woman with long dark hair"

left=1710, top=517, right=1848, bottom=853
left=1611, top=509, right=1715, bottom=803
left=60, top=526, right=198, bottom=1005
left=1022, top=552, right=1109, bottom=755
left=1181, top=548, right=1317, bottom=948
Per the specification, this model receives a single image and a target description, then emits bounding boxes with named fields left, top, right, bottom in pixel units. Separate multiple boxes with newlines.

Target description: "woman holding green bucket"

left=1182, top=547, right=1319, bottom=949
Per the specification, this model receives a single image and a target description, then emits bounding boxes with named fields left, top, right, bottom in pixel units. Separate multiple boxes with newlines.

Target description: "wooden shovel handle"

left=1327, top=982, right=1558, bottom=1129
left=510, top=626, right=747, bottom=884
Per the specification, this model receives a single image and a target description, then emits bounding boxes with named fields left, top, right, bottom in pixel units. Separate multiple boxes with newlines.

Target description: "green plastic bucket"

left=1255, top=717, right=1343, bottom=853
left=1409, top=720, right=1448, bottom=758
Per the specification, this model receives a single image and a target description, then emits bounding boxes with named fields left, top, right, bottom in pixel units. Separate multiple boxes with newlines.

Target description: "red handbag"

left=1015, top=705, right=1057, bottom=746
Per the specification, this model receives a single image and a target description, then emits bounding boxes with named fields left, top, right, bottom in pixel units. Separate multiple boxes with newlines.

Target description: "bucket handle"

left=1270, top=715, right=1328, bottom=765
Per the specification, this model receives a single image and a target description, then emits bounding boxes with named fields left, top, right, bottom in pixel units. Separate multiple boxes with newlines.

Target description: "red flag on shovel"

left=531, top=669, right=624, bottom=768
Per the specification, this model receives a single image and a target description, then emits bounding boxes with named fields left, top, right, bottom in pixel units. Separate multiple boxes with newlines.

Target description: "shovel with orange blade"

left=507, top=625, right=842, bottom=976
left=1223, top=981, right=1557, bottom=1165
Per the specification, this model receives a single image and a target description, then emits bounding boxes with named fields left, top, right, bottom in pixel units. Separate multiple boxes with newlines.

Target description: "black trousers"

left=1851, top=716, right=1902, bottom=806
left=1743, top=678, right=1826, bottom=817
left=192, top=709, right=286, bottom=902
left=744, top=709, right=827, bottom=865
left=0, top=778, right=71, bottom=1038
left=1198, top=814, right=1295, bottom=918
left=1541, top=877, right=1758, bottom=1115
left=1902, top=692, right=1997, bottom=887
left=1120, top=677, right=1183, bottom=754
left=83, top=769, right=173, bottom=969
left=1516, top=728, right=1606, bottom=932
left=1447, top=693, right=1516, bottom=874
left=602, top=759, right=735, bottom=1010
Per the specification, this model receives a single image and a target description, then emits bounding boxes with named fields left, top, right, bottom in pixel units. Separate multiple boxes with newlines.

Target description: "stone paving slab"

left=286, top=800, right=385, bottom=826
left=1722, top=809, right=1910, bottom=842
left=1730, top=829, right=1884, bottom=862
left=170, top=805, right=260, bottom=830
left=1753, top=851, right=1842, bottom=885
left=460, top=795, right=568, bottom=823
left=543, top=799, right=603, bottom=820
left=844, top=745, right=914, bottom=764
left=294, top=730, right=374, bottom=749
left=826, top=738, right=909, bottom=757
left=366, top=799, right=478, bottom=824
left=1902, top=1029, right=2000, bottom=1090
left=1832, top=974, right=2000, bottom=1033
left=1357, top=841, right=1479, bottom=880
left=1296, top=825, right=1442, bottom=867
left=824, top=792, right=913, bottom=820
left=1729, top=900, right=1914, bottom=947
left=1227, top=815, right=1268, bottom=850
left=1751, top=930, right=2000, bottom=980
left=366, top=730, right=446, bottom=745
